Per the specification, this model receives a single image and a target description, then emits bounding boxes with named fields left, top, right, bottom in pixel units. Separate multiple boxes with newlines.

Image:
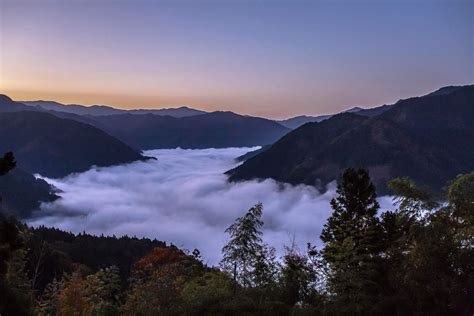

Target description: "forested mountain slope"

left=227, top=85, right=474, bottom=193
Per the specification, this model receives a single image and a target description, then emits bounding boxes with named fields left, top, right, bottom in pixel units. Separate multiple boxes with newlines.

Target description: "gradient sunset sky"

left=0, top=0, right=472, bottom=119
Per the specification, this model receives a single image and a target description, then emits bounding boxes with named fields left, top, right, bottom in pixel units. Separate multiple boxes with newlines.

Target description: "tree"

left=320, top=168, right=383, bottom=314
left=279, top=247, right=318, bottom=306
left=37, top=278, right=64, bottom=316
left=86, top=266, right=122, bottom=315
left=378, top=173, right=474, bottom=315
left=57, top=272, right=90, bottom=316
left=178, top=271, right=236, bottom=315
left=122, top=247, right=202, bottom=315
left=220, top=202, right=266, bottom=287
left=0, top=151, right=16, bottom=205
left=253, top=243, right=278, bottom=288
left=0, top=152, right=16, bottom=176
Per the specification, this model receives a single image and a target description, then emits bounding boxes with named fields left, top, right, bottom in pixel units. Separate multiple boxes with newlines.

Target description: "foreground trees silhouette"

left=321, top=168, right=384, bottom=314
left=0, top=159, right=473, bottom=315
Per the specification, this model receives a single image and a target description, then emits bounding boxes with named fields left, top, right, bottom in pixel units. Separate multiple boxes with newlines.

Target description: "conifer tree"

left=220, top=202, right=266, bottom=287
left=320, top=168, right=383, bottom=314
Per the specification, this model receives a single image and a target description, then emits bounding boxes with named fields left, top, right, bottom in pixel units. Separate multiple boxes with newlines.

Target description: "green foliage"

left=37, top=278, right=64, bottom=316
left=388, top=177, right=439, bottom=217
left=178, top=271, right=236, bottom=315
left=321, top=168, right=383, bottom=314
left=86, top=266, right=122, bottom=315
left=279, top=248, right=318, bottom=306
left=379, top=171, right=474, bottom=315
left=1, top=167, right=473, bottom=315
left=221, top=202, right=267, bottom=287
left=0, top=215, right=34, bottom=316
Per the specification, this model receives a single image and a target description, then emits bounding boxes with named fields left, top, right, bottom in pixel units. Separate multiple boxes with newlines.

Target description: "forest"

left=1, top=151, right=473, bottom=315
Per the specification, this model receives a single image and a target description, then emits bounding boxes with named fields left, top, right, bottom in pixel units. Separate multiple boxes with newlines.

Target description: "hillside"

left=91, top=111, right=291, bottom=149
left=0, top=168, right=58, bottom=218
left=0, top=110, right=146, bottom=178
left=227, top=85, right=474, bottom=193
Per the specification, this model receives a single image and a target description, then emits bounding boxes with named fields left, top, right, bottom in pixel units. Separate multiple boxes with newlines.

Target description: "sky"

left=0, top=0, right=472, bottom=119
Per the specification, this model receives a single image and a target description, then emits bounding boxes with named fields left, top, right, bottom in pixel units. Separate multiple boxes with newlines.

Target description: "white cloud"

left=28, top=147, right=395, bottom=265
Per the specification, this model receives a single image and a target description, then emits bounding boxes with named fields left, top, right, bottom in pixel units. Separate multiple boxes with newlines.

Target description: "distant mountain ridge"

left=21, top=100, right=207, bottom=118
left=90, top=111, right=290, bottom=149
left=0, top=111, right=147, bottom=178
left=278, top=104, right=392, bottom=129
left=18, top=99, right=290, bottom=150
left=227, top=85, right=474, bottom=193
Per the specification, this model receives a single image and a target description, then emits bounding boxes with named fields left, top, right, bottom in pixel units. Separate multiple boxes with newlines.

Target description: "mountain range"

left=227, top=85, right=474, bottom=193
left=21, top=100, right=207, bottom=117
left=1, top=84, right=473, bottom=216
left=88, top=111, right=290, bottom=150
left=21, top=100, right=291, bottom=150
left=0, top=93, right=290, bottom=217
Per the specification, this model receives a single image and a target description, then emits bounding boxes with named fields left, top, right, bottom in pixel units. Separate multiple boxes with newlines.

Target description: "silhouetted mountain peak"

left=0, top=94, right=14, bottom=102
left=426, top=85, right=471, bottom=97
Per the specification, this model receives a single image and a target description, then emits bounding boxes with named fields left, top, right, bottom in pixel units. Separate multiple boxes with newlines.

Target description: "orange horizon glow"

left=1, top=1, right=472, bottom=120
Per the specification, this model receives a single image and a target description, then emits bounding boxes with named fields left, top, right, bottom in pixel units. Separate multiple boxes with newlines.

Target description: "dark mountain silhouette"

left=0, top=95, right=147, bottom=177
left=19, top=98, right=289, bottom=149
left=22, top=100, right=207, bottom=117
left=278, top=104, right=392, bottom=129
left=0, top=95, right=33, bottom=112
left=90, top=111, right=290, bottom=149
left=0, top=168, right=58, bottom=218
left=426, top=85, right=465, bottom=97
left=0, top=111, right=147, bottom=178
left=227, top=85, right=474, bottom=193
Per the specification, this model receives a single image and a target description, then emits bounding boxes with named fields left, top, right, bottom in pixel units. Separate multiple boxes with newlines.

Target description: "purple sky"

left=1, top=0, right=472, bottom=119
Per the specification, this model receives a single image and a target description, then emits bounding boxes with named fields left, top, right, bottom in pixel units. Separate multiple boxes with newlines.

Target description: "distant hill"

left=0, top=95, right=33, bottom=113
left=21, top=100, right=207, bottom=118
left=278, top=104, right=392, bottom=129
left=0, top=95, right=147, bottom=178
left=0, top=168, right=58, bottom=218
left=0, top=111, right=147, bottom=178
left=90, top=111, right=291, bottom=149
left=19, top=99, right=290, bottom=149
left=227, top=85, right=474, bottom=193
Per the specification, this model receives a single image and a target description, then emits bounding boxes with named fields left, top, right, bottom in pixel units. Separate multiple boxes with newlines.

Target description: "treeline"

left=0, top=152, right=473, bottom=315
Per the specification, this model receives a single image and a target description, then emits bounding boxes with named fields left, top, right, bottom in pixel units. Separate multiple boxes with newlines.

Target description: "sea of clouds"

left=28, top=147, right=394, bottom=265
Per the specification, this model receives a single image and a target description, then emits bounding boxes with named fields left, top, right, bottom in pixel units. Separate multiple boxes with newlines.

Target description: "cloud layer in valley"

left=28, top=148, right=394, bottom=265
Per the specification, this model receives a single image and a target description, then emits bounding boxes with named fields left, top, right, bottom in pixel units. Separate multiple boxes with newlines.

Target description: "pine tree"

left=320, top=168, right=383, bottom=314
left=220, top=202, right=265, bottom=287
left=253, top=243, right=278, bottom=288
